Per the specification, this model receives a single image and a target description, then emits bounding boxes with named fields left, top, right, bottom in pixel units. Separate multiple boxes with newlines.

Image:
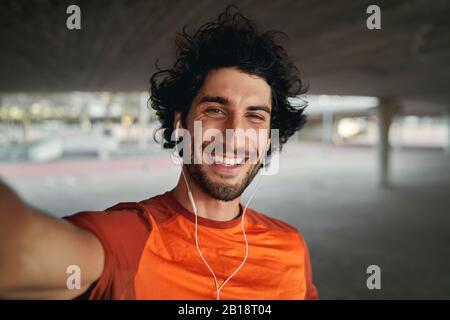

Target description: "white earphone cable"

left=176, top=123, right=269, bottom=300
left=180, top=164, right=265, bottom=300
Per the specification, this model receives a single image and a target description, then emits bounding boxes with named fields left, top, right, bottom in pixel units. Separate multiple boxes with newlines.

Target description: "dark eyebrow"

left=198, top=95, right=271, bottom=114
left=198, top=95, right=230, bottom=106
left=247, top=105, right=271, bottom=114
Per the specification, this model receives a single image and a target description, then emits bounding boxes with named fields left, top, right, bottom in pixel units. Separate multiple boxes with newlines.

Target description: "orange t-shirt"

left=63, top=190, right=318, bottom=300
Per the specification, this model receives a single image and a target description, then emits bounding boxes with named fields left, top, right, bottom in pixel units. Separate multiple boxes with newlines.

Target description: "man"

left=0, top=7, right=318, bottom=300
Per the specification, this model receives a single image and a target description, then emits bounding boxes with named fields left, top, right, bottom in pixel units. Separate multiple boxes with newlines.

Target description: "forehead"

left=194, top=67, right=272, bottom=107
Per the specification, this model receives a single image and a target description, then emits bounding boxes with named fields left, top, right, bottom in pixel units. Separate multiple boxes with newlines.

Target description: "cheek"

left=202, top=127, right=223, bottom=145
left=189, top=119, right=221, bottom=143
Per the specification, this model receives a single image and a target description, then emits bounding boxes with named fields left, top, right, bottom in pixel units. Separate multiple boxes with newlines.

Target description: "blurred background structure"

left=0, top=0, right=449, bottom=299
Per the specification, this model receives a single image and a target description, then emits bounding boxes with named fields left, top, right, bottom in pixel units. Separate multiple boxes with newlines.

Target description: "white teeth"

left=214, top=156, right=244, bottom=166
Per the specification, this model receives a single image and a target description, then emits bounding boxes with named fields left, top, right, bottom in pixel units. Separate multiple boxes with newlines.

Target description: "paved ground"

left=1, top=141, right=449, bottom=299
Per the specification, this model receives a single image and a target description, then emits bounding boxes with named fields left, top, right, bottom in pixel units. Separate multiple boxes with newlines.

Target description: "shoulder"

left=62, top=201, right=155, bottom=300
left=63, top=201, right=151, bottom=233
left=246, top=208, right=312, bottom=265
left=247, top=207, right=301, bottom=236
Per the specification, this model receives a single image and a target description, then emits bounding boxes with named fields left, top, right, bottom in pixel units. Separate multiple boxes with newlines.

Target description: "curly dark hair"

left=150, top=6, right=308, bottom=158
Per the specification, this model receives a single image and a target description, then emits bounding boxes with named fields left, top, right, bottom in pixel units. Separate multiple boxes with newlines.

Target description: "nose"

left=222, top=112, right=248, bottom=156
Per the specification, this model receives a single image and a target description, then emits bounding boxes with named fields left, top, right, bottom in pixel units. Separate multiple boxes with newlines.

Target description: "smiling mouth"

left=204, top=154, right=248, bottom=174
left=213, top=155, right=245, bottom=166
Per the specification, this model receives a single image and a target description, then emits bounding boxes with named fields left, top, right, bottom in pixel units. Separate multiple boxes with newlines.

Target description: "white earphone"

left=174, top=120, right=270, bottom=300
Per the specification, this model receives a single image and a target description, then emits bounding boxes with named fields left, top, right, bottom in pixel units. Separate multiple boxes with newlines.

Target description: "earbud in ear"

left=174, top=120, right=182, bottom=142
left=172, top=121, right=183, bottom=164
left=263, top=138, right=271, bottom=154
left=260, top=138, right=271, bottom=167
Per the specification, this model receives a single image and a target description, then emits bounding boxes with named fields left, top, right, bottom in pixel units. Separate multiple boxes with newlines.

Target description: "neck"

left=171, top=169, right=241, bottom=222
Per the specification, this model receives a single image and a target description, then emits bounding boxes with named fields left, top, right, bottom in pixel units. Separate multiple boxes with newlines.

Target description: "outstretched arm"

left=0, top=179, right=104, bottom=299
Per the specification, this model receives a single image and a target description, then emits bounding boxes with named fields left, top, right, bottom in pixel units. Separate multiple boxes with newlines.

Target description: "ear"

left=173, top=112, right=182, bottom=130
left=264, top=138, right=271, bottom=153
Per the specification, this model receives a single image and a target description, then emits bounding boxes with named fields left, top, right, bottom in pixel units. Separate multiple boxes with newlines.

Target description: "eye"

left=205, top=107, right=225, bottom=117
left=247, top=113, right=265, bottom=122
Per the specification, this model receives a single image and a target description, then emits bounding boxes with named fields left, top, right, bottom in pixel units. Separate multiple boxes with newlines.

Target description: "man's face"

left=182, top=67, right=272, bottom=201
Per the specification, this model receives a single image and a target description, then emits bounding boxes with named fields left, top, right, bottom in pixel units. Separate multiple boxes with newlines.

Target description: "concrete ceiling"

left=1, top=0, right=449, bottom=112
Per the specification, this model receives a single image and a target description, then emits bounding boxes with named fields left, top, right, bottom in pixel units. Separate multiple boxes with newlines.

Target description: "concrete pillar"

left=322, top=111, right=334, bottom=144
left=397, top=113, right=407, bottom=150
left=445, top=110, right=450, bottom=155
left=139, top=92, right=149, bottom=149
left=376, top=99, right=397, bottom=187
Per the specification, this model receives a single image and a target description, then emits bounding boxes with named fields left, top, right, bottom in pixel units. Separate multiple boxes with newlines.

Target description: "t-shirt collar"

left=164, top=190, right=245, bottom=229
